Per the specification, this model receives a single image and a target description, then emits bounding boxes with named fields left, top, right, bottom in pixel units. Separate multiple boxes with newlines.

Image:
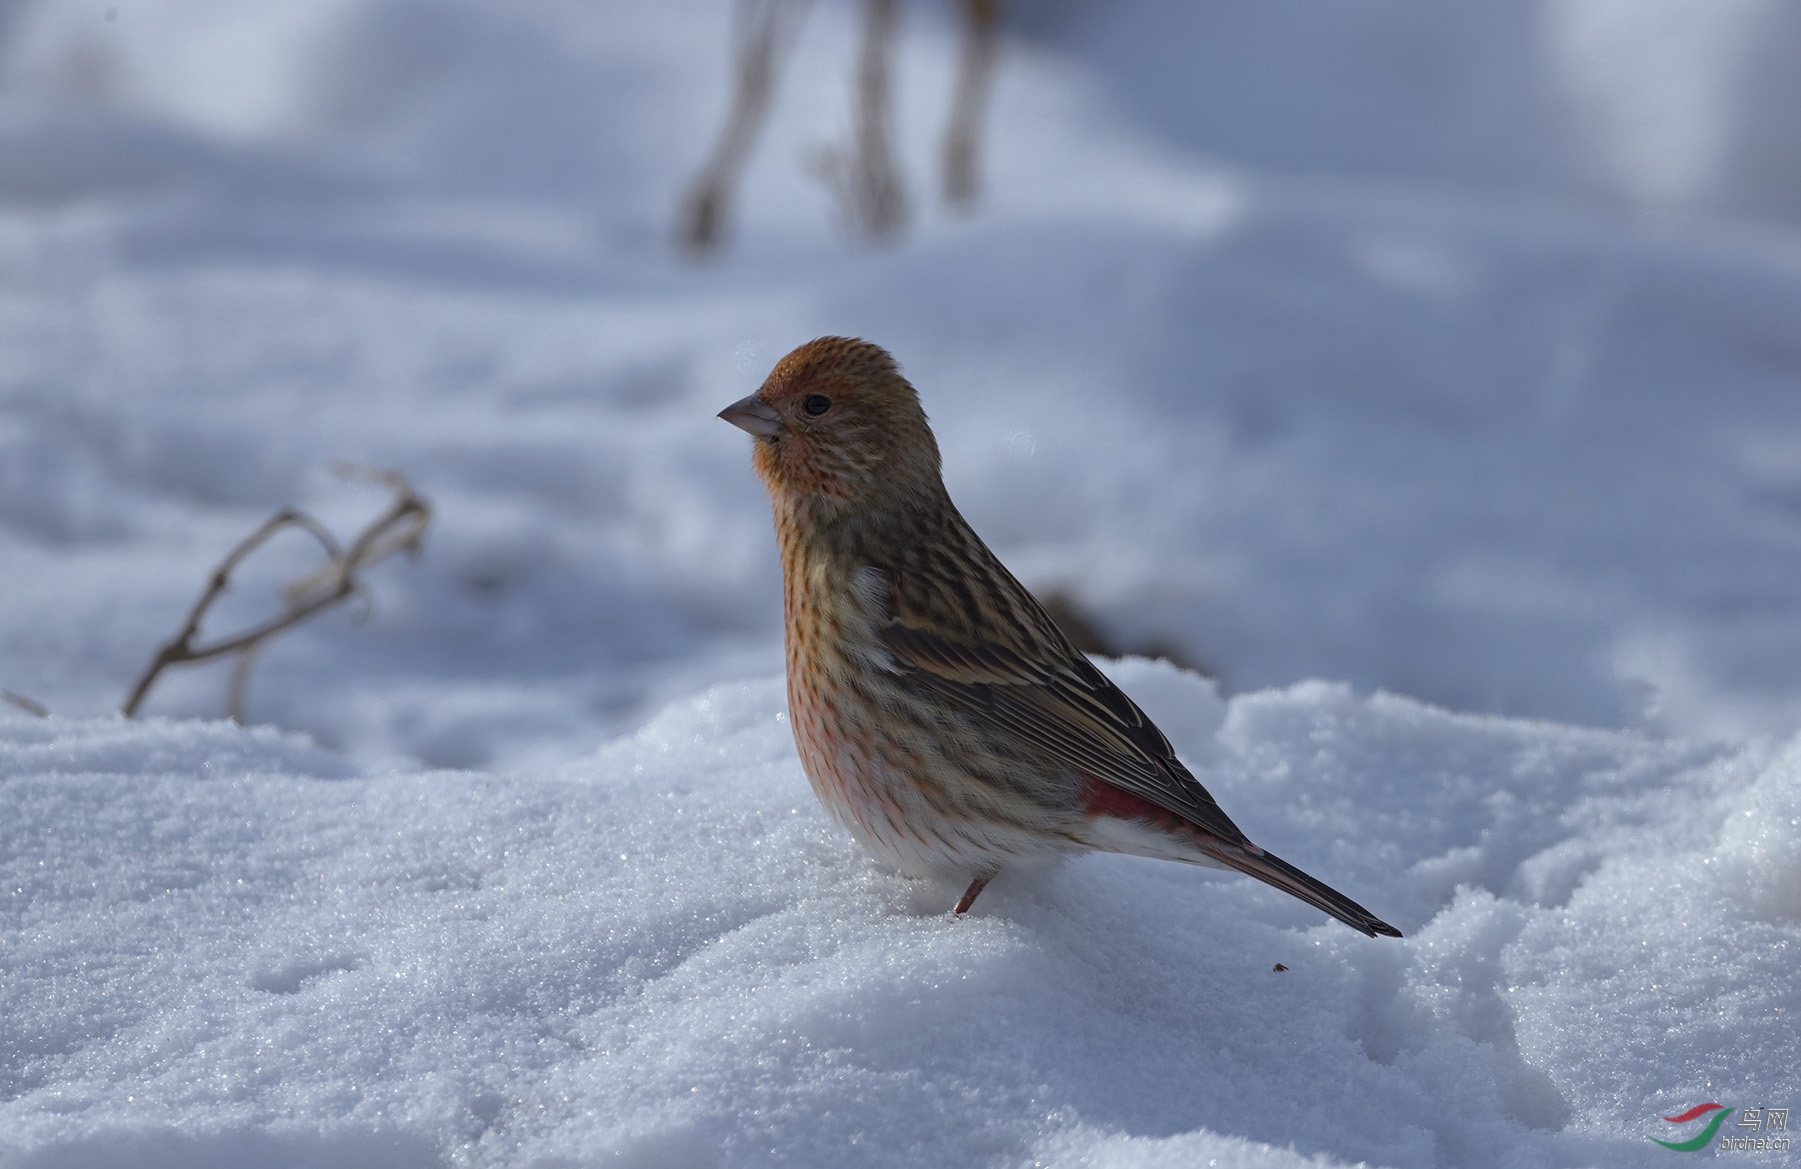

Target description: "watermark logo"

left=1650, top=1103, right=1789, bottom=1153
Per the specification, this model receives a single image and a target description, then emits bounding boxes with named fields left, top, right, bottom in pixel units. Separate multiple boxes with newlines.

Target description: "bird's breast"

left=777, top=549, right=965, bottom=872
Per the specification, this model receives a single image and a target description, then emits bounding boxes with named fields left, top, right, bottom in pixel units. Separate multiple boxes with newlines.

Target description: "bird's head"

left=719, top=337, right=943, bottom=512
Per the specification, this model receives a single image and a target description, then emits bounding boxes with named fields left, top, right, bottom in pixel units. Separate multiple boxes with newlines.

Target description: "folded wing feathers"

left=877, top=617, right=1250, bottom=843
left=866, top=564, right=1402, bottom=938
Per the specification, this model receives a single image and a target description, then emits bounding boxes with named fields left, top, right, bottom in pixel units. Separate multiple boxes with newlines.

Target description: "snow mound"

left=4, top=661, right=1794, bottom=1168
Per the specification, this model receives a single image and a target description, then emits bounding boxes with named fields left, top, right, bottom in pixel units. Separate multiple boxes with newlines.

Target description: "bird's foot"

left=953, top=873, right=993, bottom=914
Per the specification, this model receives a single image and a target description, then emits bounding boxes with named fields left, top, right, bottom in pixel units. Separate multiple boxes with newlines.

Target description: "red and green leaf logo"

left=1651, top=1103, right=1735, bottom=1151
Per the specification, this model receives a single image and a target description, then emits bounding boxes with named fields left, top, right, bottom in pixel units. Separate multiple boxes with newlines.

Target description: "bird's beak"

left=718, top=393, right=781, bottom=438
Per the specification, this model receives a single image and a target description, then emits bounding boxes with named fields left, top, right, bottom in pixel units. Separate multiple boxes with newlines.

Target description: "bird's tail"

left=1201, top=840, right=1403, bottom=938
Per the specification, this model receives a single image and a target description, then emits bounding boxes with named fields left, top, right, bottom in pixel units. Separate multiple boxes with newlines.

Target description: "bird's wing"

left=864, top=559, right=1402, bottom=938
left=876, top=611, right=1252, bottom=847
left=880, top=620, right=1404, bottom=937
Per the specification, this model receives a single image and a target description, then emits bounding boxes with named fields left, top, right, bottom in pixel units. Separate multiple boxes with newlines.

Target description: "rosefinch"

left=720, top=337, right=1401, bottom=937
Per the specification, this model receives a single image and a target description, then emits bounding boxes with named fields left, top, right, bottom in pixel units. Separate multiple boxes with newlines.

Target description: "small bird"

left=720, top=337, right=1402, bottom=937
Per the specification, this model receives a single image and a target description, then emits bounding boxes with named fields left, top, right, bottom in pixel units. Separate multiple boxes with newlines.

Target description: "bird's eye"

left=803, top=394, right=832, bottom=416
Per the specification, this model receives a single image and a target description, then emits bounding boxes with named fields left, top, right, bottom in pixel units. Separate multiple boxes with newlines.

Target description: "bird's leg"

left=953, top=872, right=994, bottom=914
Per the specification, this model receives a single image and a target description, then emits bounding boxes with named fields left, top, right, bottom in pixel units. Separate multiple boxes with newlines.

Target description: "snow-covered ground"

left=3, top=2, right=1799, bottom=1166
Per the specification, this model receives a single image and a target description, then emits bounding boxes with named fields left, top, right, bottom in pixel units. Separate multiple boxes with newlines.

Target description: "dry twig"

left=1, top=688, right=49, bottom=718
left=121, top=464, right=430, bottom=720
left=681, top=0, right=1001, bottom=253
left=812, top=0, right=908, bottom=242
left=942, top=0, right=999, bottom=210
left=678, top=0, right=813, bottom=255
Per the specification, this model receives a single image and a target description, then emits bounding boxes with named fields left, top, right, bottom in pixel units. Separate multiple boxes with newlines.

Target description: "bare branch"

left=225, top=645, right=260, bottom=725
left=1, top=688, right=49, bottom=718
left=284, top=465, right=430, bottom=608
left=853, top=0, right=907, bottom=239
left=942, top=0, right=1000, bottom=210
left=682, top=0, right=1003, bottom=251
left=813, top=0, right=908, bottom=243
left=121, top=468, right=431, bottom=720
left=343, top=581, right=376, bottom=625
left=677, top=0, right=813, bottom=256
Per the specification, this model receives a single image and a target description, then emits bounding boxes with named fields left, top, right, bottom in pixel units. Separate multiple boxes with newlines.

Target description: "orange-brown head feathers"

left=719, top=337, right=943, bottom=513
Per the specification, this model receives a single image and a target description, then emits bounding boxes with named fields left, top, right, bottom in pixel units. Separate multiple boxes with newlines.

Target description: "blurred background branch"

left=679, top=0, right=814, bottom=255
left=1, top=687, right=49, bottom=717
left=812, top=0, right=909, bottom=242
left=685, top=0, right=1002, bottom=254
left=942, top=0, right=998, bottom=209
